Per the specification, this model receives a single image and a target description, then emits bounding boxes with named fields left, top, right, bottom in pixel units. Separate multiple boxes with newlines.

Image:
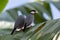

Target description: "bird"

left=11, top=15, right=25, bottom=35
left=11, top=10, right=38, bottom=35
left=23, top=10, right=38, bottom=31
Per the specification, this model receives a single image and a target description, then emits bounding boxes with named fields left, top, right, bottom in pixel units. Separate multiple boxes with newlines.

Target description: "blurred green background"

left=0, top=0, right=60, bottom=40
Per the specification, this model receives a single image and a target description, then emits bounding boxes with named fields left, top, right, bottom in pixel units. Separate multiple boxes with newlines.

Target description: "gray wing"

left=14, top=15, right=25, bottom=28
left=23, top=14, right=34, bottom=31
left=25, top=14, right=34, bottom=26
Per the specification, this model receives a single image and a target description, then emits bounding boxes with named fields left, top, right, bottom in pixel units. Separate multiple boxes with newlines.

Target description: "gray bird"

left=11, top=10, right=38, bottom=35
left=11, top=15, right=25, bottom=35
left=23, top=10, right=38, bottom=31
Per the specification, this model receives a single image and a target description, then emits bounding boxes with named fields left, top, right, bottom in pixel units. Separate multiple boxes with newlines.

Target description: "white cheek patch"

left=31, top=11, right=35, bottom=14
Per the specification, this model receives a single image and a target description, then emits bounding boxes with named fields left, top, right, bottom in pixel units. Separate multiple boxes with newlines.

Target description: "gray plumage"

left=11, top=15, right=25, bottom=35
left=11, top=10, right=38, bottom=34
left=25, top=14, right=34, bottom=26
left=23, top=10, right=37, bottom=31
left=14, top=15, right=25, bottom=28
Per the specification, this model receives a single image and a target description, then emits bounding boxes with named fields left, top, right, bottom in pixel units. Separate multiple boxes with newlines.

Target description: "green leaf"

left=0, top=0, right=8, bottom=13
left=43, top=2, right=53, bottom=19
left=0, top=12, right=14, bottom=21
left=6, top=8, right=18, bottom=20
left=7, top=2, right=51, bottom=23
left=0, top=1, right=60, bottom=40
left=0, top=19, right=60, bottom=40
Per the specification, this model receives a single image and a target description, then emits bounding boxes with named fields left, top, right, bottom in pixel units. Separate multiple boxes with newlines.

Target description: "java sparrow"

left=11, top=15, right=25, bottom=35
left=11, top=10, right=38, bottom=35
left=23, top=10, right=38, bottom=31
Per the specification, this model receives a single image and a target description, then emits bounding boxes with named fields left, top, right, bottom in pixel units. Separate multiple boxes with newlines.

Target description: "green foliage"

left=6, top=9, right=18, bottom=20
left=0, top=19, right=60, bottom=40
left=0, top=0, right=8, bottom=13
left=6, top=2, right=52, bottom=23
left=0, top=1, right=60, bottom=40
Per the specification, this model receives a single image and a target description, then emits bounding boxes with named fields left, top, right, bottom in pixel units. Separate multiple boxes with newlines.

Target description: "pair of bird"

left=11, top=10, right=38, bottom=35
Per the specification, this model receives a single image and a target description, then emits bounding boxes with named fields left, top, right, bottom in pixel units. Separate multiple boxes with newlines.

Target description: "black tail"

left=11, top=28, right=16, bottom=35
left=23, top=23, right=27, bottom=31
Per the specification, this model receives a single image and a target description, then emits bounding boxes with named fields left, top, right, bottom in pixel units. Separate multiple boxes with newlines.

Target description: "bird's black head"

left=30, top=10, right=38, bottom=14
